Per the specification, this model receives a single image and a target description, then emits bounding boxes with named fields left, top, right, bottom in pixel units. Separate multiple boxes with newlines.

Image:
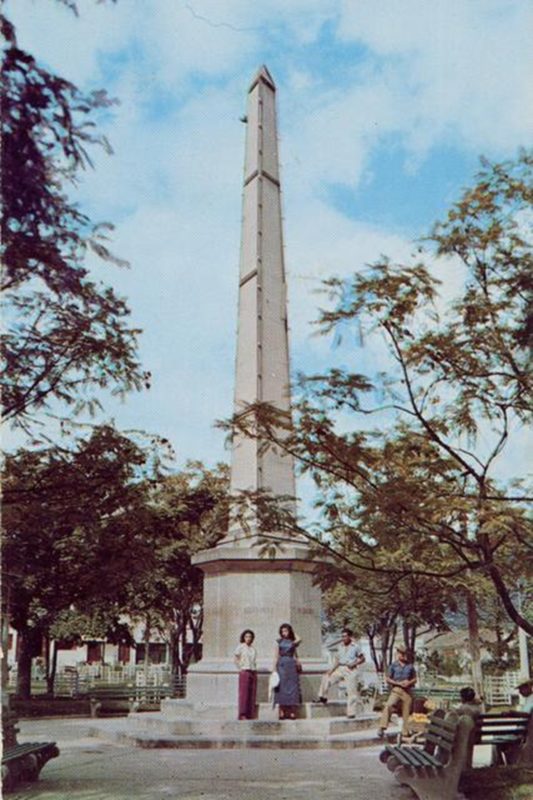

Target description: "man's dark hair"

left=341, top=628, right=353, bottom=637
left=460, top=687, right=476, bottom=703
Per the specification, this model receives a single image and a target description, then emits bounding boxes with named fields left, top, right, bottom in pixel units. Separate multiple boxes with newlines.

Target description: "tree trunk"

left=402, top=622, right=417, bottom=658
left=366, top=627, right=382, bottom=672
left=143, top=616, right=150, bottom=684
left=384, top=622, right=397, bottom=669
left=180, top=621, right=188, bottom=674
left=46, top=640, right=58, bottom=696
left=466, top=591, right=483, bottom=698
left=16, top=628, right=41, bottom=699
left=487, top=563, right=533, bottom=636
left=169, top=627, right=180, bottom=679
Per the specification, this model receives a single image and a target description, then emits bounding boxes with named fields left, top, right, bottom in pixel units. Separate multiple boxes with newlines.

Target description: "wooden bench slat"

left=380, top=714, right=475, bottom=800
left=474, top=712, right=530, bottom=749
left=385, top=746, right=417, bottom=767
left=425, top=734, right=453, bottom=751
left=2, top=743, right=57, bottom=764
left=428, top=717, right=459, bottom=733
left=384, top=742, right=444, bottom=769
left=478, top=721, right=528, bottom=730
left=427, top=726, right=457, bottom=742
left=404, top=748, right=442, bottom=768
left=398, top=750, right=427, bottom=767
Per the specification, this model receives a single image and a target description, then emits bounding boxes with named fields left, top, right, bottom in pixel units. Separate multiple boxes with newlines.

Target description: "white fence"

left=482, top=672, right=521, bottom=706
left=368, top=670, right=522, bottom=706
left=8, top=663, right=175, bottom=695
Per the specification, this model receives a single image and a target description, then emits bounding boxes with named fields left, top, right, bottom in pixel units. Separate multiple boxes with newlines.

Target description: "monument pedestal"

left=187, top=537, right=328, bottom=717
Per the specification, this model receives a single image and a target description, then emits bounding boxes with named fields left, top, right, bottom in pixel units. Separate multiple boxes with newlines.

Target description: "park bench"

left=470, top=711, right=532, bottom=766
left=379, top=712, right=474, bottom=800
left=2, top=741, right=59, bottom=793
left=87, top=684, right=172, bottom=717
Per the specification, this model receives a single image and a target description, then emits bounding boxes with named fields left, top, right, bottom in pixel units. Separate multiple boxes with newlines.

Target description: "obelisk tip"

left=249, top=64, right=276, bottom=92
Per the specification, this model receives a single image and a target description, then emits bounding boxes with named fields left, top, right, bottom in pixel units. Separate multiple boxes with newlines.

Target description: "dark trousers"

left=238, top=670, right=257, bottom=719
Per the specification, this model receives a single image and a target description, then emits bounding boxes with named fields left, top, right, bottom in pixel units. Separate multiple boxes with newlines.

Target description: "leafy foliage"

left=2, top=425, right=169, bottom=695
left=226, top=152, right=533, bottom=636
left=3, top=438, right=229, bottom=694
left=0, top=12, right=147, bottom=431
left=121, top=462, right=229, bottom=676
left=322, top=571, right=456, bottom=671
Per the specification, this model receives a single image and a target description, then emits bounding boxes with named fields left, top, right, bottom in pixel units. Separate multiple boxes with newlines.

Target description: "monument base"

left=176, top=658, right=328, bottom=717
left=192, top=539, right=325, bottom=679
left=105, top=703, right=385, bottom=749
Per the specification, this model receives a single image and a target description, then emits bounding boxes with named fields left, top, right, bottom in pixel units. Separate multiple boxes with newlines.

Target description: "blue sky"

left=6, top=0, right=533, bottom=484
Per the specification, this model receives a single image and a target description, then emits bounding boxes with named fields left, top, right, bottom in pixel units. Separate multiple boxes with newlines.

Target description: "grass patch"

left=461, top=766, right=533, bottom=800
left=10, top=696, right=91, bottom=717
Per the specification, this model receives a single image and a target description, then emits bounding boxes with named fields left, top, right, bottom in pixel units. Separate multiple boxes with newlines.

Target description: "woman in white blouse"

left=234, top=629, right=258, bottom=720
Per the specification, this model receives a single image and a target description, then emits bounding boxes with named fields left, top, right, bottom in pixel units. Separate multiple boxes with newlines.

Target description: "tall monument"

left=187, top=66, right=325, bottom=715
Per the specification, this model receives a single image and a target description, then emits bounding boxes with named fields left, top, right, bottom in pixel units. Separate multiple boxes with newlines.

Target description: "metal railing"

left=8, top=665, right=187, bottom=699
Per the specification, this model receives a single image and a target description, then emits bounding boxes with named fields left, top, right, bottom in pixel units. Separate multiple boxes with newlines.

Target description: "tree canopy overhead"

left=1, top=11, right=147, bottom=433
left=3, top=432, right=228, bottom=696
left=227, top=151, right=533, bottom=635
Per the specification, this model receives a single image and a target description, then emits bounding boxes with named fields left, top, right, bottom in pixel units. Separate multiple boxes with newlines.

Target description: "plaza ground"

left=13, top=717, right=407, bottom=800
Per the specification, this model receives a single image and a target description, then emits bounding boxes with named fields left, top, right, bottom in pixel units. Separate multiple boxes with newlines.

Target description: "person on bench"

left=517, top=679, right=533, bottom=713
left=453, top=686, right=483, bottom=720
left=377, top=645, right=417, bottom=739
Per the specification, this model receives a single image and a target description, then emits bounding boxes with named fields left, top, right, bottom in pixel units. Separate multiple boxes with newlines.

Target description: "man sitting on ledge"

left=377, top=644, right=417, bottom=739
left=315, top=628, right=365, bottom=719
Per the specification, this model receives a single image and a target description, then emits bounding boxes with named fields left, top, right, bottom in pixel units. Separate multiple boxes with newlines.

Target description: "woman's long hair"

left=240, top=629, right=255, bottom=643
left=278, top=623, right=296, bottom=640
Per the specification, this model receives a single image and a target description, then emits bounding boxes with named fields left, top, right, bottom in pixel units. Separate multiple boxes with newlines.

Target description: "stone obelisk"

left=187, top=66, right=325, bottom=716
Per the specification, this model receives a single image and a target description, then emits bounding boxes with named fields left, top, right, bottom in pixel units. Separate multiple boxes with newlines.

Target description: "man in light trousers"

left=377, top=644, right=417, bottom=738
left=317, top=628, right=365, bottom=718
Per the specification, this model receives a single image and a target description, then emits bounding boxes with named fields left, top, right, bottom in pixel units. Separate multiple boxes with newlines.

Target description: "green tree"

left=2, top=425, right=167, bottom=698
left=227, top=152, right=533, bottom=635
left=121, top=463, right=229, bottom=678
left=321, top=570, right=455, bottom=672
left=1, top=10, right=147, bottom=433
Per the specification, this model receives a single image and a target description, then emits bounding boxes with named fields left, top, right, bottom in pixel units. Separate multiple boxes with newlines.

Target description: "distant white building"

left=7, top=621, right=171, bottom=673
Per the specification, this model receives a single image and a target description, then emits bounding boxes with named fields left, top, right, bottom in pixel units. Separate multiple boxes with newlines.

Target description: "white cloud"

left=5, top=0, right=531, bottom=476
left=337, top=0, right=533, bottom=155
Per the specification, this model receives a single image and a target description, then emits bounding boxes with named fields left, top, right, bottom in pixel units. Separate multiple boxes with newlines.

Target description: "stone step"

left=129, top=713, right=378, bottom=738
left=89, top=716, right=400, bottom=750
left=115, top=730, right=388, bottom=750
left=159, top=699, right=374, bottom=720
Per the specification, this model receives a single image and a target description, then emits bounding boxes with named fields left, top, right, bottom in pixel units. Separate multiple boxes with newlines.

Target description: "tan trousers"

left=319, top=666, right=360, bottom=717
left=379, top=686, right=412, bottom=734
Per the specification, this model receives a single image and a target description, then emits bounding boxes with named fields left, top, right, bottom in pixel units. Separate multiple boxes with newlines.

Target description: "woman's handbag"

left=268, top=671, right=280, bottom=691
left=268, top=670, right=280, bottom=704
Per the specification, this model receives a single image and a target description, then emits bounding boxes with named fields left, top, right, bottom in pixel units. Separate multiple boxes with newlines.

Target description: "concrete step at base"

left=115, top=730, right=389, bottom=750
left=89, top=717, right=400, bottom=750
left=129, top=713, right=378, bottom=738
left=159, top=699, right=375, bottom=720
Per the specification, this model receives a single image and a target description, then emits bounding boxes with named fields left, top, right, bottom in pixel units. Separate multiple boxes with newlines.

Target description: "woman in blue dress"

left=272, top=623, right=301, bottom=720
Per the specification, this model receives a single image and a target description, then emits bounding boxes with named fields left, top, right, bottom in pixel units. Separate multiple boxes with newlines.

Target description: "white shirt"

left=234, top=643, right=257, bottom=671
left=337, top=641, right=363, bottom=668
left=521, top=695, right=533, bottom=713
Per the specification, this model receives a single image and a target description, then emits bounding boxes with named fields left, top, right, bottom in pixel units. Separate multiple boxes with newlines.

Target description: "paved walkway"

left=14, top=717, right=411, bottom=800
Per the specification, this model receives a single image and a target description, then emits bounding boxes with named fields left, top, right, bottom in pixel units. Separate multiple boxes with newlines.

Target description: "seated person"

left=377, top=645, right=417, bottom=738
left=454, top=686, right=483, bottom=720
left=316, top=628, right=365, bottom=719
left=517, top=680, right=533, bottom=714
